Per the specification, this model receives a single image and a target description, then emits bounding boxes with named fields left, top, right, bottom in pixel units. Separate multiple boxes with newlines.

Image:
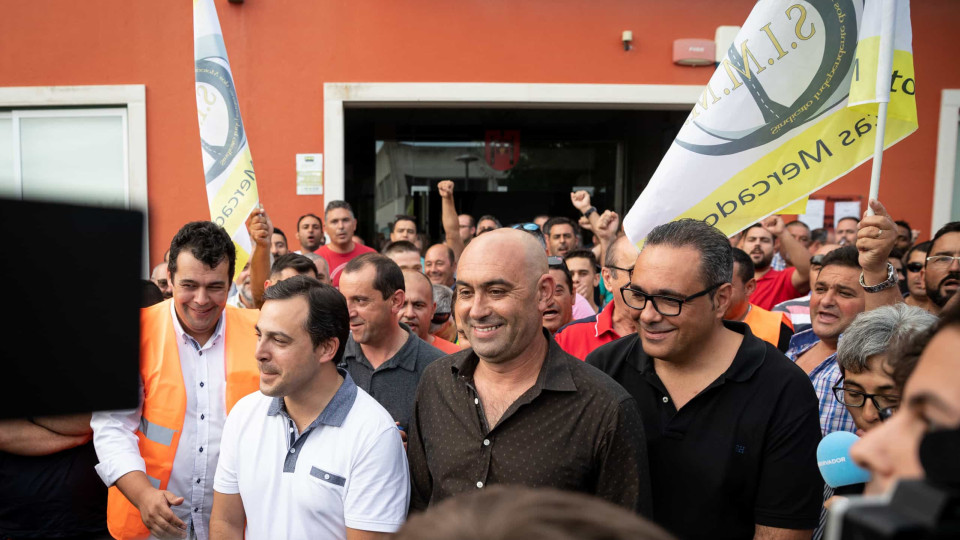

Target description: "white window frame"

left=933, top=89, right=960, bottom=232
left=322, top=82, right=702, bottom=203
left=0, top=85, right=148, bottom=274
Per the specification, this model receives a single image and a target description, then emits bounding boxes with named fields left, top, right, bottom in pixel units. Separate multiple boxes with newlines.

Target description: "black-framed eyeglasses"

left=832, top=385, right=900, bottom=419
left=619, top=282, right=722, bottom=316
left=906, top=262, right=924, bottom=273
left=607, top=265, right=634, bottom=277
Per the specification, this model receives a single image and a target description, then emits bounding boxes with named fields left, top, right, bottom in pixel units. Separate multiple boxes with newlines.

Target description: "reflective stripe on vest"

left=139, top=417, right=176, bottom=446
left=106, top=299, right=260, bottom=540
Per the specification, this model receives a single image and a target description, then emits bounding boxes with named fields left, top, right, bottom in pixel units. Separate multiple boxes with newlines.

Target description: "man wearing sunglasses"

left=587, top=219, right=822, bottom=540
left=903, top=241, right=936, bottom=313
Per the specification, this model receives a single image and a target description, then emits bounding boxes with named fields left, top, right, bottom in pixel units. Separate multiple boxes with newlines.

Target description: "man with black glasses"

left=903, top=241, right=937, bottom=313
left=587, top=219, right=823, bottom=540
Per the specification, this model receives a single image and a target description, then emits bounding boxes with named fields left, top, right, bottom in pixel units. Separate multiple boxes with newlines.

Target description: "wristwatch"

left=583, top=206, right=598, bottom=218
left=860, top=262, right=898, bottom=293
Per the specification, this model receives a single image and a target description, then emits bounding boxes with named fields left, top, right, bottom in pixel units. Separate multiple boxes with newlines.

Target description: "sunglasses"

left=906, top=262, right=924, bottom=273
left=431, top=312, right=451, bottom=325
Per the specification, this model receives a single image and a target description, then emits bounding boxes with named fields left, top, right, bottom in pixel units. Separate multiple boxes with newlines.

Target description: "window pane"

left=0, top=118, right=15, bottom=198
left=19, top=115, right=125, bottom=207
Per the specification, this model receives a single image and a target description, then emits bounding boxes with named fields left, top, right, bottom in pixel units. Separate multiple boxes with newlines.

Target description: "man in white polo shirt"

left=210, top=276, right=409, bottom=540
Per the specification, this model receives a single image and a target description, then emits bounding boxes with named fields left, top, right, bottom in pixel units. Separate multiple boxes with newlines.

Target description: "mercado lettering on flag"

left=623, top=0, right=917, bottom=246
left=194, top=0, right=259, bottom=279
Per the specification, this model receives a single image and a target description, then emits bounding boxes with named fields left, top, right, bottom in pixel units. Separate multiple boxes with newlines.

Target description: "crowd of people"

left=2, top=179, right=960, bottom=540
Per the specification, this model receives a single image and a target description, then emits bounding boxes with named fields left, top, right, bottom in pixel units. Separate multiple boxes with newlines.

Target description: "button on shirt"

left=785, top=328, right=856, bottom=436
left=214, top=371, right=409, bottom=540
left=407, top=330, right=651, bottom=515
left=339, top=324, right=444, bottom=431
left=587, top=322, right=824, bottom=540
left=92, top=301, right=227, bottom=540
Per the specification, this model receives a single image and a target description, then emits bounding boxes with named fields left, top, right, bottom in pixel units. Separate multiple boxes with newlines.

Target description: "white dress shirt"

left=92, top=301, right=228, bottom=540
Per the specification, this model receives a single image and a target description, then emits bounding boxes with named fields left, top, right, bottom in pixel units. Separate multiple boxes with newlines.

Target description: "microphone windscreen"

left=817, top=431, right=871, bottom=488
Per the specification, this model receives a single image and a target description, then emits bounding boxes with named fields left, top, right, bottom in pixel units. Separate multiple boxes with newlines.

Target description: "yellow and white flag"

left=623, top=0, right=917, bottom=246
left=194, top=0, right=259, bottom=278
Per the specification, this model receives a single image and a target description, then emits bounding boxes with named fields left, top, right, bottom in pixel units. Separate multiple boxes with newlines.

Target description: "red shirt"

left=750, top=267, right=801, bottom=311
left=429, top=336, right=461, bottom=355
left=554, top=301, right=624, bottom=361
left=316, top=243, right=377, bottom=287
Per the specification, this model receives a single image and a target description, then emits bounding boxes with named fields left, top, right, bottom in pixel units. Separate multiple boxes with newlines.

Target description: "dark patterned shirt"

left=407, top=330, right=651, bottom=515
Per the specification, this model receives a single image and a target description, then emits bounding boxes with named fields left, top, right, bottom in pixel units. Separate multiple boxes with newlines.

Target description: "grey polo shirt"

left=339, top=323, right=445, bottom=431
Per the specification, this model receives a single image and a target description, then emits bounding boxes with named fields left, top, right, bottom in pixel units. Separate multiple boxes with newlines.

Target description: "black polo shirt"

left=587, top=322, right=823, bottom=540
left=407, top=330, right=652, bottom=516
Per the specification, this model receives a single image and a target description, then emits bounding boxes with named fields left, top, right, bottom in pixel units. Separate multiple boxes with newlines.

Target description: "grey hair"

left=836, top=304, right=938, bottom=373
left=644, top=219, right=733, bottom=287
left=430, top=283, right=453, bottom=333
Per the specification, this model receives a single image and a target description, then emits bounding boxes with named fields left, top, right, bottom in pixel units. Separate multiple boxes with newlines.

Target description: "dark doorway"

left=343, top=107, right=687, bottom=250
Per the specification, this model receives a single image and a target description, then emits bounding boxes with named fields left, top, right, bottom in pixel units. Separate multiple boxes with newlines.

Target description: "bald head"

left=815, top=243, right=842, bottom=257
left=605, top=235, right=639, bottom=269
left=460, top=228, right=548, bottom=287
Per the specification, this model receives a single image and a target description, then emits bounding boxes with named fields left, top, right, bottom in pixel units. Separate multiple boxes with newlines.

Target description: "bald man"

left=407, top=229, right=651, bottom=514
left=401, top=269, right=460, bottom=354
left=150, top=263, right=172, bottom=299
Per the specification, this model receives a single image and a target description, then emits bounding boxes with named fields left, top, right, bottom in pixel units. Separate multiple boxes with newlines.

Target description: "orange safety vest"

left=106, top=299, right=260, bottom=540
left=743, top=303, right=793, bottom=349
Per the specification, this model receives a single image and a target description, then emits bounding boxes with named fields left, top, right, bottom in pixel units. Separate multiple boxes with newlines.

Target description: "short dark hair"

left=394, top=486, right=674, bottom=540
left=929, top=221, right=960, bottom=257
left=477, top=215, right=502, bottom=228
left=646, top=219, right=733, bottom=288
left=889, top=247, right=905, bottom=261
left=392, top=215, right=417, bottom=233
left=820, top=245, right=860, bottom=271
left=342, top=253, right=405, bottom=299
left=548, top=259, right=573, bottom=293
left=895, top=219, right=912, bottom=232
left=324, top=200, right=354, bottom=219
left=459, top=214, right=475, bottom=227
left=906, top=240, right=932, bottom=262
left=271, top=253, right=318, bottom=279
left=382, top=240, right=420, bottom=256
left=168, top=221, right=236, bottom=280
left=543, top=216, right=580, bottom=238
left=565, top=249, right=598, bottom=271
left=810, top=228, right=829, bottom=244
left=272, top=227, right=287, bottom=242
left=730, top=248, right=754, bottom=284
left=297, top=213, right=323, bottom=230
left=785, top=220, right=810, bottom=231
left=427, top=244, right=456, bottom=265
left=742, top=223, right=773, bottom=240
left=262, top=276, right=349, bottom=362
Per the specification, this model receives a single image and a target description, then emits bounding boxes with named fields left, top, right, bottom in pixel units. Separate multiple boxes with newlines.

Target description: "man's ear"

left=600, top=267, right=613, bottom=291
left=315, top=337, right=340, bottom=364
left=537, top=274, right=556, bottom=311
left=712, top=282, right=735, bottom=319
left=591, top=272, right=600, bottom=288
left=744, top=277, right=757, bottom=297
left=264, top=280, right=272, bottom=290
left=390, top=289, right=405, bottom=314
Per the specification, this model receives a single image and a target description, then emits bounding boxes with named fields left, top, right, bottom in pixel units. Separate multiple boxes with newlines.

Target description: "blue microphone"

left=817, top=431, right=871, bottom=488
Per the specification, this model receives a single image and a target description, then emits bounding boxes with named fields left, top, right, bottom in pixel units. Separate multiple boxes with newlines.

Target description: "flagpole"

left=866, top=0, right=899, bottom=216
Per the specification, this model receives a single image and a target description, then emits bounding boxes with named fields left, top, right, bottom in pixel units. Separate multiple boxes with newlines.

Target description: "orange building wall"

left=0, top=0, right=958, bottom=267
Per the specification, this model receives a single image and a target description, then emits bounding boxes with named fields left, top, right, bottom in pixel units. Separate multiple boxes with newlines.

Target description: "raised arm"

left=763, top=216, right=811, bottom=293
left=246, top=206, right=273, bottom=308
left=438, top=180, right=466, bottom=262
left=856, top=199, right=902, bottom=311
left=571, top=191, right=619, bottom=264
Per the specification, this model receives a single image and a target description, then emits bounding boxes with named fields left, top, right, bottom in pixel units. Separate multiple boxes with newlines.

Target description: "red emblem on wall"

left=484, top=130, right=520, bottom=171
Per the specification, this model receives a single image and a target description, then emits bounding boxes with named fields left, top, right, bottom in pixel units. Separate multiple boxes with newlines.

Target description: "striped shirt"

left=785, top=329, right=856, bottom=436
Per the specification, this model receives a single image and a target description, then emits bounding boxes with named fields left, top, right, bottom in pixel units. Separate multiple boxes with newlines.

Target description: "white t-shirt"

left=214, top=373, right=409, bottom=540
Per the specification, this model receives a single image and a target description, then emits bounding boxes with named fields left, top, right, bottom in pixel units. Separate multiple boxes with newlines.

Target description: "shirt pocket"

left=309, top=466, right=346, bottom=487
